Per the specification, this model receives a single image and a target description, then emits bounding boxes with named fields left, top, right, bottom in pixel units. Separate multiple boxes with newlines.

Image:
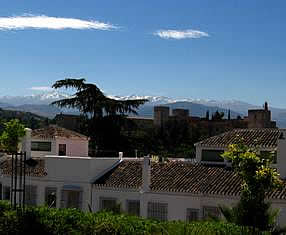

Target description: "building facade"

left=92, top=157, right=286, bottom=225
left=28, top=125, right=89, bottom=158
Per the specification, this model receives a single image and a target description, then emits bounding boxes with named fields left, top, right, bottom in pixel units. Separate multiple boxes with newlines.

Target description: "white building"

left=27, top=125, right=90, bottom=158
left=2, top=127, right=286, bottom=225
left=0, top=126, right=121, bottom=210
left=91, top=128, right=286, bottom=224
left=92, top=156, right=286, bottom=225
left=194, top=128, right=286, bottom=178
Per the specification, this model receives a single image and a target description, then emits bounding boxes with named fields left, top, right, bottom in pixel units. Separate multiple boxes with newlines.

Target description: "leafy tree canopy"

left=0, top=119, right=26, bottom=153
left=51, top=78, right=148, bottom=152
left=51, top=78, right=148, bottom=118
left=220, top=143, right=283, bottom=231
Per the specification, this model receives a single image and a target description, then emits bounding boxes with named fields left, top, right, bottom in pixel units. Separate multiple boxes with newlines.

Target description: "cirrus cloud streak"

left=0, top=14, right=117, bottom=31
left=154, top=29, right=209, bottom=40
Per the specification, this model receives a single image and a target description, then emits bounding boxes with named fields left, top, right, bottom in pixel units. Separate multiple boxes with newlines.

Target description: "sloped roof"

left=196, top=128, right=281, bottom=148
left=0, top=158, right=47, bottom=177
left=31, top=126, right=88, bottom=140
left=94, top=160, right=286, bottom=200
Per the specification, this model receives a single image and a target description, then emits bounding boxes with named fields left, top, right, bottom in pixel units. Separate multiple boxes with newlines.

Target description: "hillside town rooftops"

left=195, top=128, right=281, bottom=148
left=94, top=160, right=286, bottom=199
left=31, top=125, right=88, bottom=140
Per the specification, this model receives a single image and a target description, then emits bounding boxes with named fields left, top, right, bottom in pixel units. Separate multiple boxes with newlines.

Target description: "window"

left=31, top=142, right=51, bottom=152
left=61, top=190, right=83, bottom=209
left=25, top=185, right=37, bottom=206
left=3, top=186, right=10, bottom=200
left=127, top=200, right=140, bottom=216
left=201, top=150, right=224, bottom=162
left=45, top=187, right=57, bottom=207
left=147, top=202, right=168, bottom=221
left=100, top=197, right=117, bottom=211
left=186, top=208, right=199, bottom=221
left=203, top=206, right=220, bottom=219
left=58, top=144, right=66, bottom=156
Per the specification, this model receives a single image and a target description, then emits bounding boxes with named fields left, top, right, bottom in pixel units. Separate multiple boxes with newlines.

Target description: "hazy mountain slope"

left=1, top=91, right=286, bottom=127
left=4, top=104, right=62, bottom=118
left=134, top=102, right=241, bottom=118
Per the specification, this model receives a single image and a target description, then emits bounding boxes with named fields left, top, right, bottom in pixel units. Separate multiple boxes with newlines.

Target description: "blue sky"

left=0, top=1, right=286, bottom=107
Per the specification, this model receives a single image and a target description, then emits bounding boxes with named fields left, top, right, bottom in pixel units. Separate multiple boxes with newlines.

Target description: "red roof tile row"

left=94, top=160, right=286, bottom=200
left=32, top=126, right=88, bottom=140
left=196, top=128, right=281, bottom=148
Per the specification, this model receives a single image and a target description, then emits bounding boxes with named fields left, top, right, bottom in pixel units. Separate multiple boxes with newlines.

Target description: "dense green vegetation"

left=0, top=201, right=268, bottom=235
left=0, top=119, right=26, bottom=152
left=0, top=108, right=48, bottom=132
left=220, top=143, right=284, bottom=232
left=121, top=118, right=205, bottom=158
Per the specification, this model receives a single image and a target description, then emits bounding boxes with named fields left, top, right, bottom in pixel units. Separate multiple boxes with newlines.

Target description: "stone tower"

left=248, top=102, right=276, bottom=128
left=154, top=106, right=170, bottom=127
left=172, top=109, right=190, bottom=120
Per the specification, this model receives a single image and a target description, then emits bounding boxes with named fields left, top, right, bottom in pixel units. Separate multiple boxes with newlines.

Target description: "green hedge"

left=0, top=201, right=268, bottom=235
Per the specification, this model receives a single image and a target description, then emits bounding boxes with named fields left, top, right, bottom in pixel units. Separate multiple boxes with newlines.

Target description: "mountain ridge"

left=1, top=91, right=286, bottom=127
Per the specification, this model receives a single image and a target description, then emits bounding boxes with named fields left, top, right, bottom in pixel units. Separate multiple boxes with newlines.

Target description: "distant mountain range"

left=1, top=92, right=286, bottom=127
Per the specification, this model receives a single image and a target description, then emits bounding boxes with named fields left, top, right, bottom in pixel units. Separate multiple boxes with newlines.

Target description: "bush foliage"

left=0, top=201, right=270, bottom=235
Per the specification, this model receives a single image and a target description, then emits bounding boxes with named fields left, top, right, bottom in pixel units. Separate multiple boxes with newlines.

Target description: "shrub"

left=0, top=201, right=271, bottom=235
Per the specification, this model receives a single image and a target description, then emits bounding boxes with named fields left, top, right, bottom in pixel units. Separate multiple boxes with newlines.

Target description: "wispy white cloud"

left=0, top=14, right=117, bottom=31
left=154, top=29, right=209, bottom=40
left=29, top=86, right=53, bottom=91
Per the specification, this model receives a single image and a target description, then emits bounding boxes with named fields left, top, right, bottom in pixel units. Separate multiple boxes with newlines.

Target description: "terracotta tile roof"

left=196, top=128, right=281, bottom=148
left=31, top=125, right=88, bottom=140
left=95, top=161, right=142, bottom=188
left=94, top=160, right=286, bottom=200
left=0, top=159, right=47, bottom=177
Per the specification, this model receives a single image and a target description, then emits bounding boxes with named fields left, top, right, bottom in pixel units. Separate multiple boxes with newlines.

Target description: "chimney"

left=119, top=152, right=123, bottom=159
left=22, top=128, right=32, bottom=159
left=142, top=155, right=151, bottom=192
left=264, top=101, right=268, bottom=111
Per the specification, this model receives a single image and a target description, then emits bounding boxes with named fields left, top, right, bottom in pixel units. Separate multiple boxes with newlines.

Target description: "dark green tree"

left=51, top=78, right=148, bottom=151
left=211, top=111, right=224, bottom=121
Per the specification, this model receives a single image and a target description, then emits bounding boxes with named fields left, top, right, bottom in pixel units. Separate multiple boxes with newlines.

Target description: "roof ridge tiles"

left=93, top=160, right=286, bottom=200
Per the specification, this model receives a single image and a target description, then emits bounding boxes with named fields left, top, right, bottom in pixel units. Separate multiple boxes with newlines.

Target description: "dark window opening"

left=58, top=144, right=66, bottom=156
left=31, top=142, right=51, bottom=152
left=127, top=200, right=140, bottom=216
left=201, top=150, right=224, bottom=162
left=100, top=197, right=117, bottom=211
left=61, top=190, right=82, bottom=209
left=3, top=186, right=10, bottom=200
left=186, top=208, right=199, bottom=221
left=147, top=202, right=168, bottom=221
left=203, top=206, right=220, bottom=219
left=45, top=187, right=57, bottom=207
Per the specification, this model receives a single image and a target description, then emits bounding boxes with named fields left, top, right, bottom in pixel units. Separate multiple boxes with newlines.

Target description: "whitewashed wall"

left=44, top=156, right=119, bottom=182
left=93, top=188, right=286, bottom=226
left=29, top=137, right=89, bottom=158
left=0, top=157, right=120, bottom=211
left=30, top=138, right=57, bottom=158
left=55, top=138, right=89, bottom=157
